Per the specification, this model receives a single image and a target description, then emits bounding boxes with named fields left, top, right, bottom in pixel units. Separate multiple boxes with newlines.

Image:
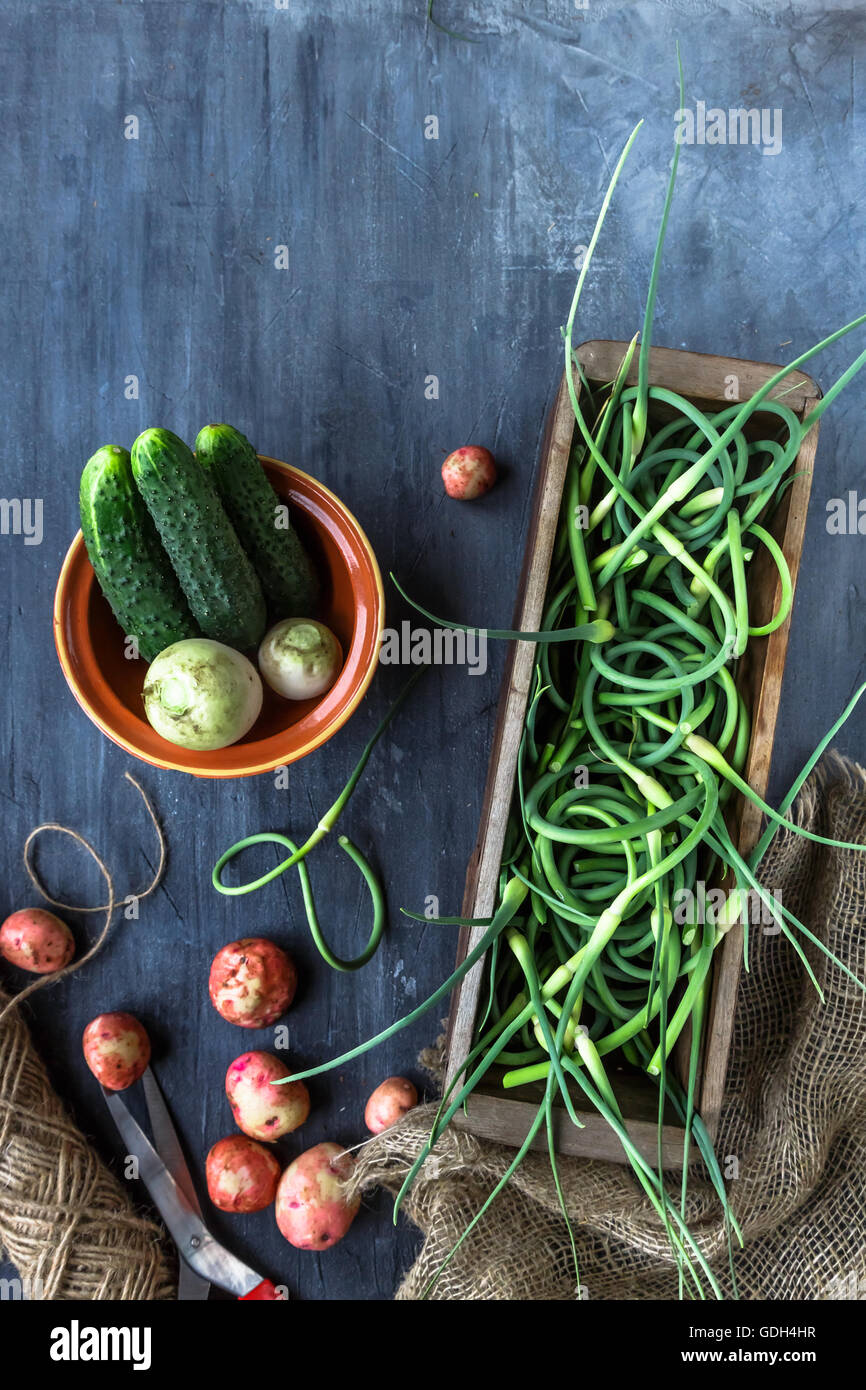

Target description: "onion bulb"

left=258, top=619, right=342, bottom=701
left=143, top=638, right=263, bottom=751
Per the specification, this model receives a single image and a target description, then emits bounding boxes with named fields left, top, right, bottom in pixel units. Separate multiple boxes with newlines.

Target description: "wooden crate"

left=443, top=340, right=821, bottom=1165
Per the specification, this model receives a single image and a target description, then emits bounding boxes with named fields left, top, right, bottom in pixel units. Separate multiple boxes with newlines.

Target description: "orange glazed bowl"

left=54, top=457, right=384, bottom=778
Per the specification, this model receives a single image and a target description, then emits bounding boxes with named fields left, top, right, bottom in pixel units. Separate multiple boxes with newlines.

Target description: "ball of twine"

left=0, top=773, right=176, bottom=1299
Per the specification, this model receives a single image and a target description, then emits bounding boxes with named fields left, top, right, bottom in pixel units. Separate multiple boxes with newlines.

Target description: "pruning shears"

left=101, top=1065, right=285, bottom=1301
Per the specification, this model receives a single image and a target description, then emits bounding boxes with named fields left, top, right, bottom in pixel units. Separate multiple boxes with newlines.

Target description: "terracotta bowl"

left=54, top=457, right=384, bottom=778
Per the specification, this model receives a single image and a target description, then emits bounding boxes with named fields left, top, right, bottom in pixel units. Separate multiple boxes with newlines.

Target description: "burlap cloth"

left=349, top=754, right=866, bottom=1300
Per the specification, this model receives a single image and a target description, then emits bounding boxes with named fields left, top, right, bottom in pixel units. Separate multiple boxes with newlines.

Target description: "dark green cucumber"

left=195, top=424, right=319, bottom=617
left=79, top=445, right=199, bottom=662
left=131, top=428, right=267, bottom=650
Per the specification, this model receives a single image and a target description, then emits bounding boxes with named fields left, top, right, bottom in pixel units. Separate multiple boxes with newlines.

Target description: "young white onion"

left=258, top=619, right=342, bottom=701
left=143, top=638, right=263, bottom=751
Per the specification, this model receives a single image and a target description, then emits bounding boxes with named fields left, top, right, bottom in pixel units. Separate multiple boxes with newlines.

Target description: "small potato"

left=275, top=1142, right=359, bottom=1251
left=206, top=1135, right=282, bottom=1214
left=364, top=1076, right=419, bottom=1134
left=82, top=1012, right=151, bottom=1091
left=226, top=1050, right=310, bottom=1141
left=0, top=908, right=75, bottom=974
left=208, top=937, right=297, bottom=1029
left=441, top=445, right=497, bottom=500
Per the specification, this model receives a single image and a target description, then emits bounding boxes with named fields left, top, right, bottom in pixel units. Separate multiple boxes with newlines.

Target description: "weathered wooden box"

left=443, top=340, right=820, bottom=1164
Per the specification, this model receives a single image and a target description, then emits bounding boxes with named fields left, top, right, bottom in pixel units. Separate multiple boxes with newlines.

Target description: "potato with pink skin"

left=206, top=1135, right=281, bottom=1214
left=441, top=445, right=497, bottom=500
left=82, top=1012, right=151, bottom=1091
left=226, top=1050, right=310, bottom=1141
left=275, top=1142, right=359, bottom=1251
left=364, top=1076, right=419, bottom=1134
left=208, top=937, right=297, bottom=1029
left=0, top=908, right=75, bottom=974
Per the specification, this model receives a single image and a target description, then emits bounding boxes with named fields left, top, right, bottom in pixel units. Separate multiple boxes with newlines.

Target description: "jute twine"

left=0, top=773, right=177, bottom=1298
left=0, top=772, right=165, bottom=1026
left=349, top=754, right=866, bottom=1301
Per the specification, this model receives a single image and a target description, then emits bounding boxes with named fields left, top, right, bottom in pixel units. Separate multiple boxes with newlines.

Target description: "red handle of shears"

left=239, top=1279, right=284, bottom=1301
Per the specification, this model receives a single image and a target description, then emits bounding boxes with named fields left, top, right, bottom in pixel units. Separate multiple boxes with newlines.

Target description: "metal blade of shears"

left=140, top=1067, right=211, bottom=1301
left=102, top=1087, right=272, bottom=1298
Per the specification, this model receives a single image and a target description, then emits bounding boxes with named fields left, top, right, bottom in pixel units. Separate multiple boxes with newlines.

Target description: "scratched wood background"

left=0, top=0, right=864, bottom=1301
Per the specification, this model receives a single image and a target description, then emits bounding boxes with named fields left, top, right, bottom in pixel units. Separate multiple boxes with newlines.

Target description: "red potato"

left=364, top=1076, right=419, bottom=1134
left=208, top=937, right=297, bottom=1029
left=441, top=445, right=497, bottom=500
left=0, top=908, right=75, bottom=974
left=82, top=1012, right=151, bottom=1091
left=205, top=1135, right=282, bottom=1214
left=226, top=1050, right=310, bottom=1141
left=275, top=1142, right=359, bottom=1251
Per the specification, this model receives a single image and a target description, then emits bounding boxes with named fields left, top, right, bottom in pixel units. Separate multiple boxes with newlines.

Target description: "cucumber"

left=131, top=428, right=267, bottom=651
left=79, top=445, right=199, bottom=662
left=195, top=424, right=319, bottom=618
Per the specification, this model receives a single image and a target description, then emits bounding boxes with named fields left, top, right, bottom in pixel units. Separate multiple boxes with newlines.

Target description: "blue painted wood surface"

left=0, top=1, right=864, bottom=1300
